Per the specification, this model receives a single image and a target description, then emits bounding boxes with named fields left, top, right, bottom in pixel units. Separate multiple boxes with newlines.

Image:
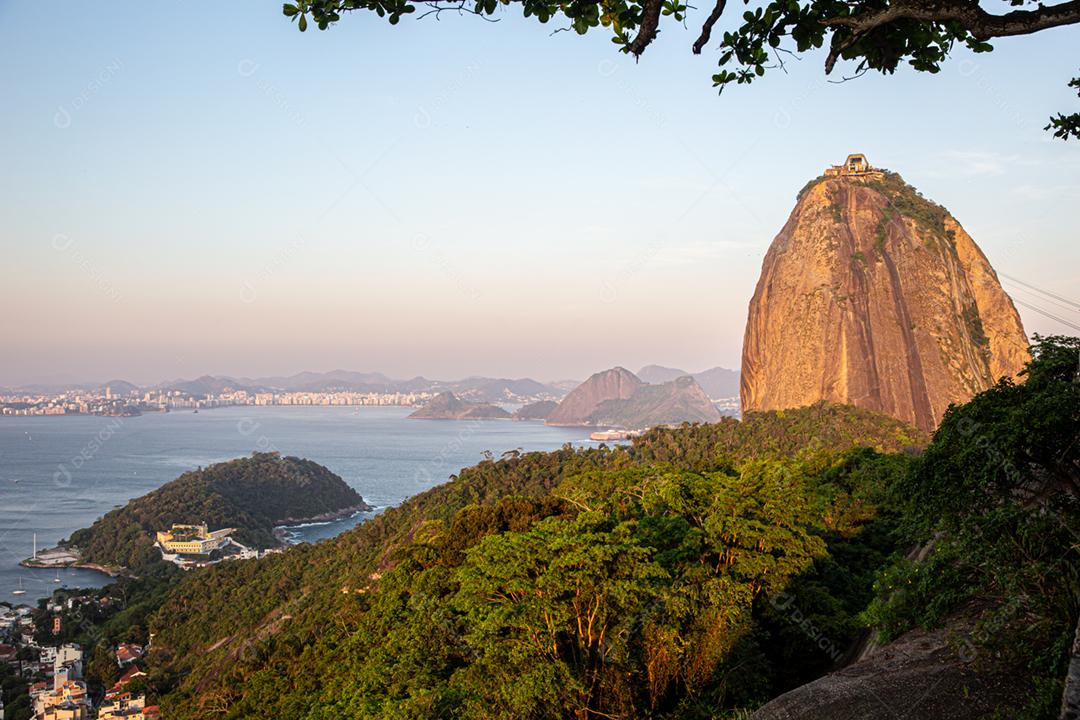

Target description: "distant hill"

left=691, top=367, right=740, bottom=398
left=407, top=392, right=512, bottom=420
left=546, top=367, right=644, bottom=426
left=252, top=370, right=397, bottom=391
left=513, top=400, right=559, bottom=421
left=636, top=365, right=740, bottom=399
left=548, top=379, right=583, bottom=394
left=64, top=453, right=369, bottom=571
left=549, top=369, right=727, bottom=428
left=99, top=379, right=140, bottom=396
left=635, top=365, right=690, bottom=384
left=7, top=370, right=567, bottom=401
left=147, top=371, right=565, bottom=402
left=590, top=376, right=722, bottom=428
left=445, top=377, right=558, bottom=402
left=157, top=374, right=248, bottom=396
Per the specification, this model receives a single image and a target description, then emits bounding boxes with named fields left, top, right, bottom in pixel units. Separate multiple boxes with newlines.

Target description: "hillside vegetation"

left=66, top=453, right=367, bottom=571
left=59, top=338, right=1077, bottom=720
left=132, top=400, right=924, bottom=718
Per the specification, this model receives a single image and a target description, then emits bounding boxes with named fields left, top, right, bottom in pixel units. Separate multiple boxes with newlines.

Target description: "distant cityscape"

left=0, top=366, right=741, bottom=419
left=0, top=387, right=437, bottom=417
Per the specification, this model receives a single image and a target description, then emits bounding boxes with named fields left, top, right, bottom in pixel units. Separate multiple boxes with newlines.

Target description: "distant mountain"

left=7, top=380, right=123, bottom=394
left=548, top=369, right=725, bottom=429
left=546, top=367, right=644, bottom=426
left=99, top=379, right=140, bottom=396
left=407, top=392, right=512, bottom=420
left=590, top=376, right=722, bottom=429
left=157, top=374, right=249, bottom=396
left=250, top=370, right=398, bottom=391
left=148, top=371, right=564, bottom=401
left=636, top=365, right=740, bottom=399
left=436, top=377, right=563, bottom=403
left=512, top=400, right=559, bottom=421
left=8, top=370, right=568, bottom=401
left=691, top=367, right=740, bottom=399
left=636, top=365, right=690, bottom=384
left=547, top=379, right=583, bottom=394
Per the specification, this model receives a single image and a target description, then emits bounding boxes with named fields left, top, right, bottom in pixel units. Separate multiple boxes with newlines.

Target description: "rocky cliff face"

left=546, top=367, right=644, bottom=426
left=741, top=171, right=1029, bottom=431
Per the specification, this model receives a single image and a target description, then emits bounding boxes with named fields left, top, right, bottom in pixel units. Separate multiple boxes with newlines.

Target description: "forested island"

left=31, top=336, right=1078, bottom=719
left=60, top=453, right=370, bottom=573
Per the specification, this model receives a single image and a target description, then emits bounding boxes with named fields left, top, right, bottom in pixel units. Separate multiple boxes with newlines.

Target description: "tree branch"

left=822, top=0, right=1080, bottom=44
left=692, top=0, right=728, bottom=54
left=627, top=0, right=664, bottom=56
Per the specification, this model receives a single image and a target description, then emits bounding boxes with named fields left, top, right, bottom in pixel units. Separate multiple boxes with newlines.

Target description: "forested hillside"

left=61, top=338, right=1077, bottom=720
left=65, top=453, right=368, bottom=571
left=134, top=401, right=925, bottom=718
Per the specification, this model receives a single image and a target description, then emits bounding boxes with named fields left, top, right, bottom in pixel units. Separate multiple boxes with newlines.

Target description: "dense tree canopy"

left=282, top=0, right=1080, bottom=138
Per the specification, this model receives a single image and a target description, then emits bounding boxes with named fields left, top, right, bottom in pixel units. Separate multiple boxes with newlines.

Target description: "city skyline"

left=2, top=3, right=1078, bottom=386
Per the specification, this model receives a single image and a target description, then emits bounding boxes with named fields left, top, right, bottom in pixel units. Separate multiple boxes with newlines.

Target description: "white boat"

left=53, top=569, right=61, bottom=583
left=12, top=578, right=26, bottom=596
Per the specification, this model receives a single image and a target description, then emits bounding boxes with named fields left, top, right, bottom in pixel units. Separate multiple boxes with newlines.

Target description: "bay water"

left=0, top=406, right=588, bottom=601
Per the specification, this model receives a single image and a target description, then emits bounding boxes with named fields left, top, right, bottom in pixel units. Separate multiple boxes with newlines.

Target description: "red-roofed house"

left=115, top=643, right=144, bottom=666
left=106, top=666, right=146, bottom=700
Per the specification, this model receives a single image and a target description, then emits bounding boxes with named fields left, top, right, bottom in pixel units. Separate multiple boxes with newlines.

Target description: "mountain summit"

left=545, top=367, right=643, bottom=426
left=741, top=158, right=1029, bottom=431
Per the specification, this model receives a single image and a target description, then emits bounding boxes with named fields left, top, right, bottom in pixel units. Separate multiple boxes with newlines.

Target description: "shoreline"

left=19, top=559, right=125, bottom=579
left=273, top=503, right=375, bottom=544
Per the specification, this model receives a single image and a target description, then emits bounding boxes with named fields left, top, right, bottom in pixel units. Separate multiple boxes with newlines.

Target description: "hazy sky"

left=1, top=3, right=1077, bottom=386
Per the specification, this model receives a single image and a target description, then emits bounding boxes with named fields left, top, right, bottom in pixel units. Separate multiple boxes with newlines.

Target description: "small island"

left=406, top=391, right=511, bottom=420
left=26, top=452, right=371, bottom=574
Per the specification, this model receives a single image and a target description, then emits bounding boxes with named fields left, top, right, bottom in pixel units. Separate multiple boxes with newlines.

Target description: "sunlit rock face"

left=740, top=170, right=1029, bottom=432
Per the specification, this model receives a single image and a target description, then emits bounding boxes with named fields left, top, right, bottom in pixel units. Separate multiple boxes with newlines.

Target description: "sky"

left=1, top=2, right=1078, bottom=386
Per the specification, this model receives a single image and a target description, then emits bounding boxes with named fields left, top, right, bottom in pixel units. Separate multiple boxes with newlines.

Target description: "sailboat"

left=54, top=569, right=61, bottom=583
left=12, top=578, right=26, bottom=596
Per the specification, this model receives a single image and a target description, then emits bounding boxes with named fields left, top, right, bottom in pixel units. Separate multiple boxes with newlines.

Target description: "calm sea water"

left=0, top=406, right=588, bottom=601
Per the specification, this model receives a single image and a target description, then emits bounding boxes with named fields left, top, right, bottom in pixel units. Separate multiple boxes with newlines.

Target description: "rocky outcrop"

left=546, top=367, right=644, bottom=426
left=407, top=392, right=511, bottom=420
left=741, top=169, right=1029, bottom=431
left=751, top=617, right=1031, bottom=720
